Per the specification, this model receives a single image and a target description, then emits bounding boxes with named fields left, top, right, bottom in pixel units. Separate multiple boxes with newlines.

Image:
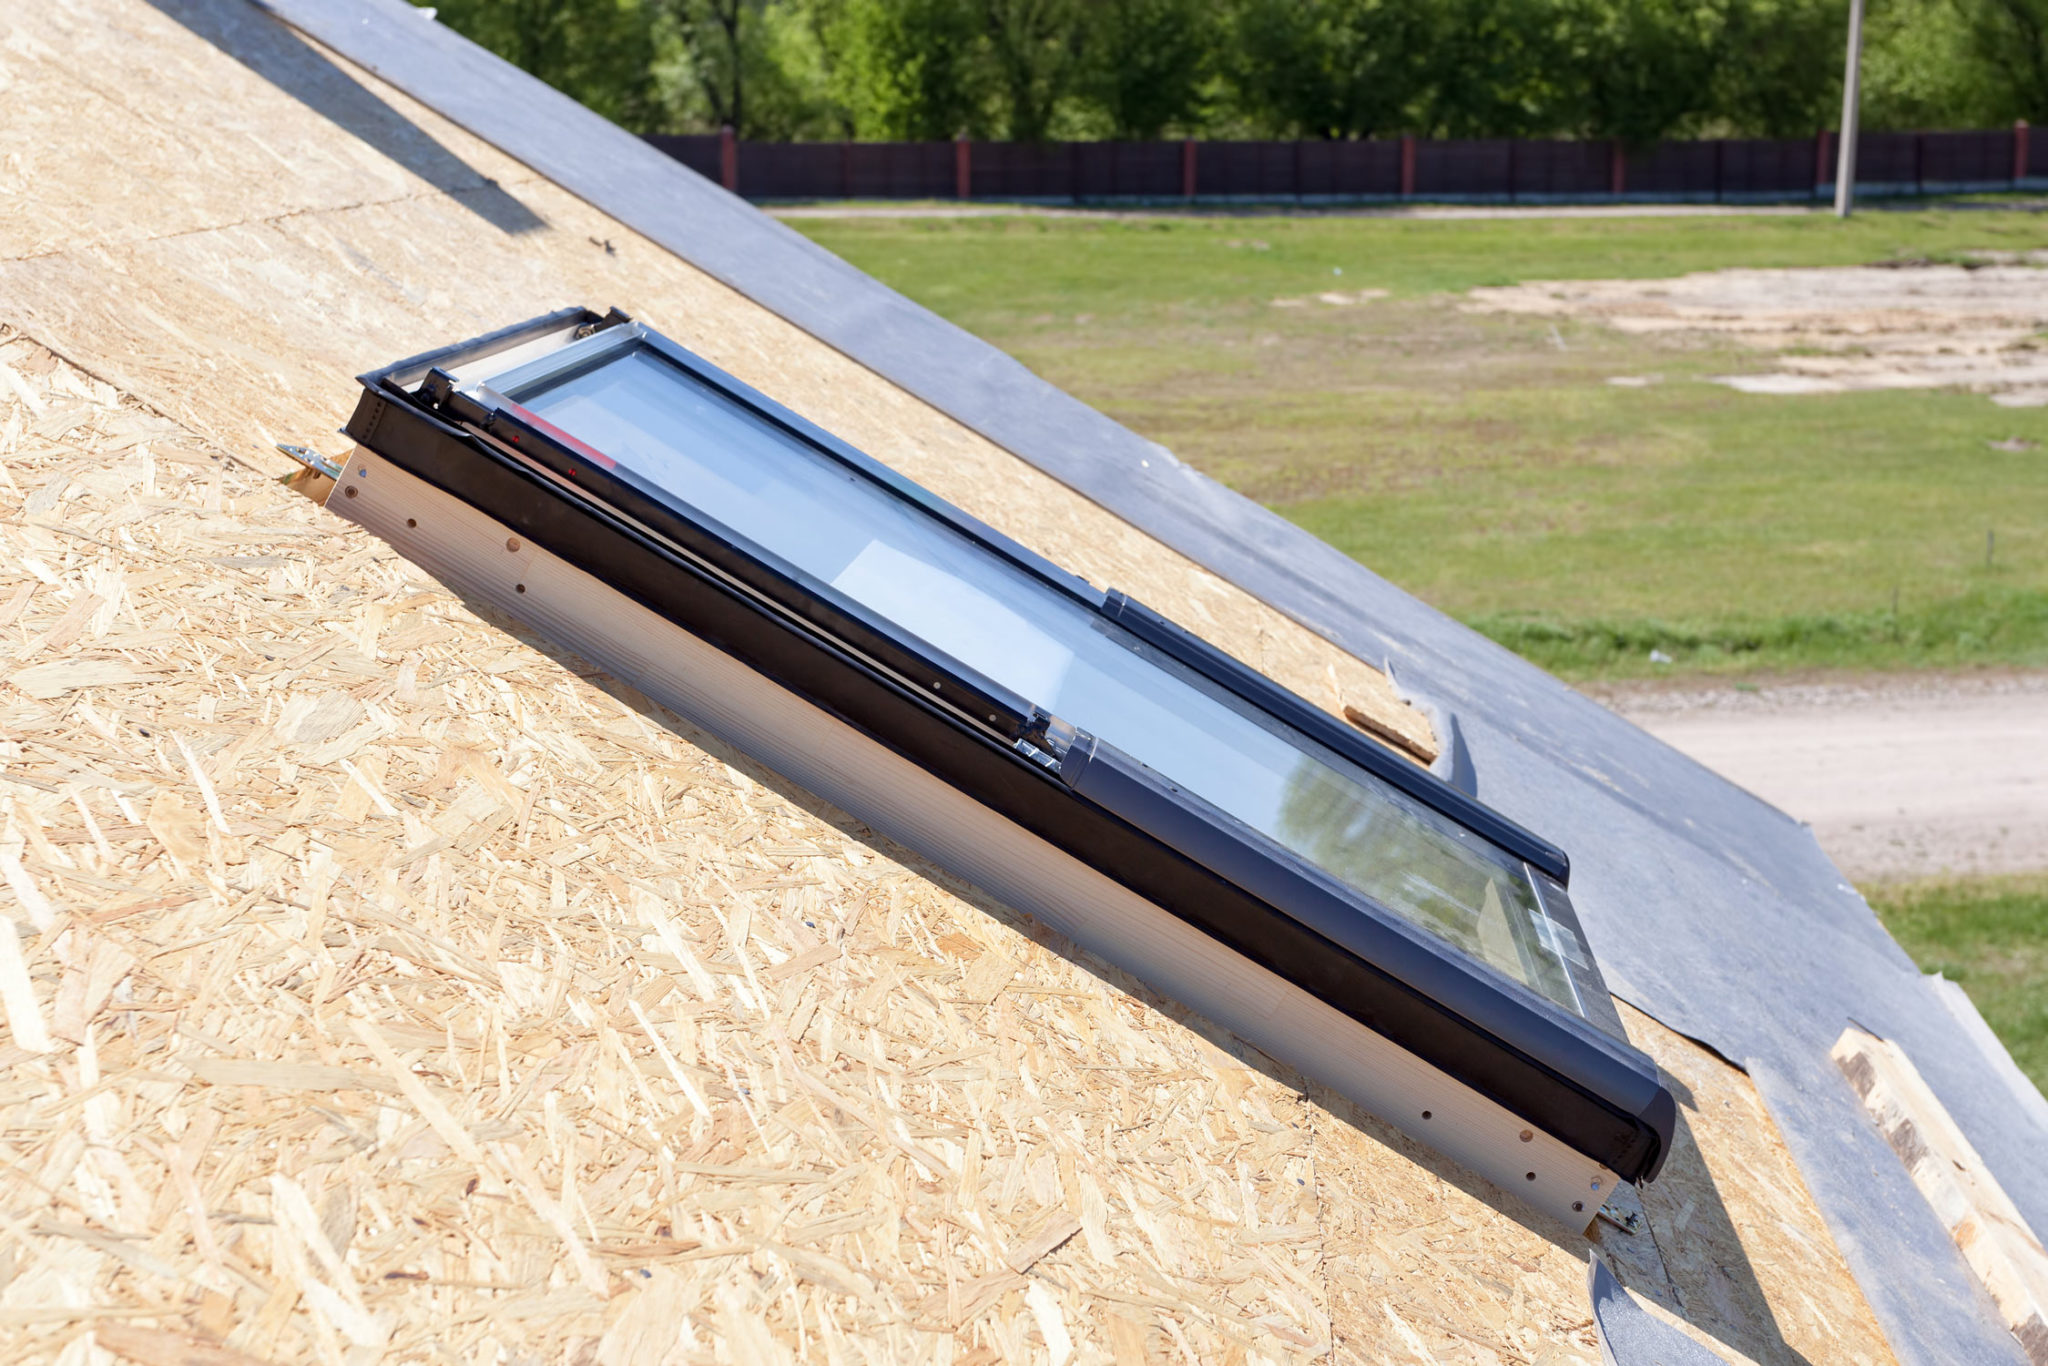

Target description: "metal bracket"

left=1597, top=1204, right=1644, bottom=1236
left=276, top=442, right=341, bottom=481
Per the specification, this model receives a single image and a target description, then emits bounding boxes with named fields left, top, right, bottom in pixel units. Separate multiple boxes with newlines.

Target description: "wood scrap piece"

left=1834, top=1025, right=2048, bottom=1364
left=0, top=844, right=57, bottom=931
left=758, top=940, right=838, bottom=981
left=1025, top=1279, right=1076, bottom=1366
left=1005, top=1210, right=1082, bottom=1274
left=0, top=915, right=52, bottom=1053
left=349, top=1017, right=483, bottom=1163
left=1342, top=702, right=1438, bottom=766
left=0, top=582, right=36, bottom=628
left=6, top=659, right=157, bottom=698
left=52, top=935, right=136, bottom=1043
left=953, top=950, right=1018, bottom=1005
left=181, top=1056, right=400, bottom=1095
left=915, top=1268, right=1026, bottom=1327
left=145, top=790, right=206, bottom=874
left=14, top=592, right=103, bottom=663
left=1105, top=1313, right=1150, bottom=1366
left=490, top=1141, right=611, bottom=1300
left=594, top=1267, right=694, bottom=1364
left=93, top=1323, right=278, bottom=1366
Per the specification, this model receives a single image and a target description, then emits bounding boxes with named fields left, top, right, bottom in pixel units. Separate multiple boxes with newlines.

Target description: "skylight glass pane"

left=484, top=339, right=1588, bottom=1017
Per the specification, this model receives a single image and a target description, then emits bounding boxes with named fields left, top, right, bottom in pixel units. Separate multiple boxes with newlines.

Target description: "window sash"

left=450, top=322, right=1606, bottom=1027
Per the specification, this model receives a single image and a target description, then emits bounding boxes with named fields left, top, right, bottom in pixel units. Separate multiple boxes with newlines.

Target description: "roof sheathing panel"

left=201, top=2, right=2048, bottom=1361
left=0, top=327, right=1894, bottom=1363
left=0, top=0, right=1974, bottom=1359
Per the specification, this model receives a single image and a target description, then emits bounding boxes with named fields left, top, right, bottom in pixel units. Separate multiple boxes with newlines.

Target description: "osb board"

left=0, top=0, right=525, bottom=262
left=1304, top=1002, right=1900, bottom=1366
left=0, top=333, right=1342, bottom=1362
left=0, top=1, right=1896, bottom=1359
left=1616, top=1006, right=1898, bottom=1366
left=0, top=0, right=1432, bottom=763
left=0, top=335, right=1884, bottom=1362
left=0, top=331, right=1457, bottom=1362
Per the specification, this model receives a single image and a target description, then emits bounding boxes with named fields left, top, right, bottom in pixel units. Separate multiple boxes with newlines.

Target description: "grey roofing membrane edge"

left=1588, top=1254, right=1726, bottom=1366
left=236, top=1, right=2046, bottom=1358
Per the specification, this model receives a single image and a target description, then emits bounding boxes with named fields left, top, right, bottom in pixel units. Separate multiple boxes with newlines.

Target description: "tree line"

left=434, top=0, right=2048, bottom=145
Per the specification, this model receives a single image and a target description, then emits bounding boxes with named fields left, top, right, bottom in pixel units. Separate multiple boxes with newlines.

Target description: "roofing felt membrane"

left=0, top=0, right=2035, bottom=1360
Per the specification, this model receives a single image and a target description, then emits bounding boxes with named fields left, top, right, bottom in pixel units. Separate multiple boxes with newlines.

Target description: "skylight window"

left=344, top=308, right=1674, bottom=1198
left=484, top=326, right=1586, bottom=1018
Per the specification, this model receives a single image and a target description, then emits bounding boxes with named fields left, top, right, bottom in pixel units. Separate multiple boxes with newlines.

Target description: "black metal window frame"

left=345, top=306, right=1674, bottom=1184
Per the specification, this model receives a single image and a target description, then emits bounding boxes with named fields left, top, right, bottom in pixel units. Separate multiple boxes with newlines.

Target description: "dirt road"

left=1596, top=672, right=2048, bottom=882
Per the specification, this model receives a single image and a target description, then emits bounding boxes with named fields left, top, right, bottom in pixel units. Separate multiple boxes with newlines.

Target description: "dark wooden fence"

left=645, top=123, right=2043, bottom=204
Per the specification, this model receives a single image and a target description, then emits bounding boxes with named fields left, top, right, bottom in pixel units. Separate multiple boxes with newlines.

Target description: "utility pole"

left=1834, top=0, right=1865, bottom=216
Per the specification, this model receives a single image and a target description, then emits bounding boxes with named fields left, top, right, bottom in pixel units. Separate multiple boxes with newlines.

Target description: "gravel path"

left=1593, top=671, right=2048, bottom=882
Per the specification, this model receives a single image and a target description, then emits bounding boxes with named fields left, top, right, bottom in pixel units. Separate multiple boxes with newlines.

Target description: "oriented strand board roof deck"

left=0, top=1, right=1896, bottom=1361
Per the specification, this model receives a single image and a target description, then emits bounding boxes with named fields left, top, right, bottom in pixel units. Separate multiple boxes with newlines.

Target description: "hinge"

left=575, top=306, right=634, bottom=340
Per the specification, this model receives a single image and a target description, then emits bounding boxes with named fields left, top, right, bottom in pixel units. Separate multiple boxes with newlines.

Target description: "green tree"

left=1861, top=0, right=1981, bottom=127
left=662, top=0, right=750, bottom=130
left=830, top=0, right=987, bottom=137
left=747, top=0, right=858, bottom=136
left=1073, top=0, right=1213, bottom=137
left=437, top=0, right=2038, bottom=147
left=435, top=0, right=663, bottom=130
left=1553, top=0, right=1719, bottom=144
left=659, top=0, right=842, bottom=136
left=1950, top=0, right=2048, bottom=124
left=1417, top=0, right=1569, bottom=138
left=977, top=0, right=1085, bottom=140
left=1859, top=0, right=2048, bottom=129
left=1224, top=0, right=1435, bottom=137
left=1706, top=0, right=1844, bottom=136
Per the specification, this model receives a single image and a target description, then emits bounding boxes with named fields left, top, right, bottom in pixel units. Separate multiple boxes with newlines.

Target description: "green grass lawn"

left=1871, top=876, right=2048, bottom=1092
left=791, top=206, right=2048, bottom=680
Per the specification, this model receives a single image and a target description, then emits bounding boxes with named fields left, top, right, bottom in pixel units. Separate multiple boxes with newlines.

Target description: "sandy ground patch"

left=1270, top=287, right=1389, bottom=308
left=1593, top=671, right=2048, bottom=882
left=1468, top=263, right=2048, bottom=405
